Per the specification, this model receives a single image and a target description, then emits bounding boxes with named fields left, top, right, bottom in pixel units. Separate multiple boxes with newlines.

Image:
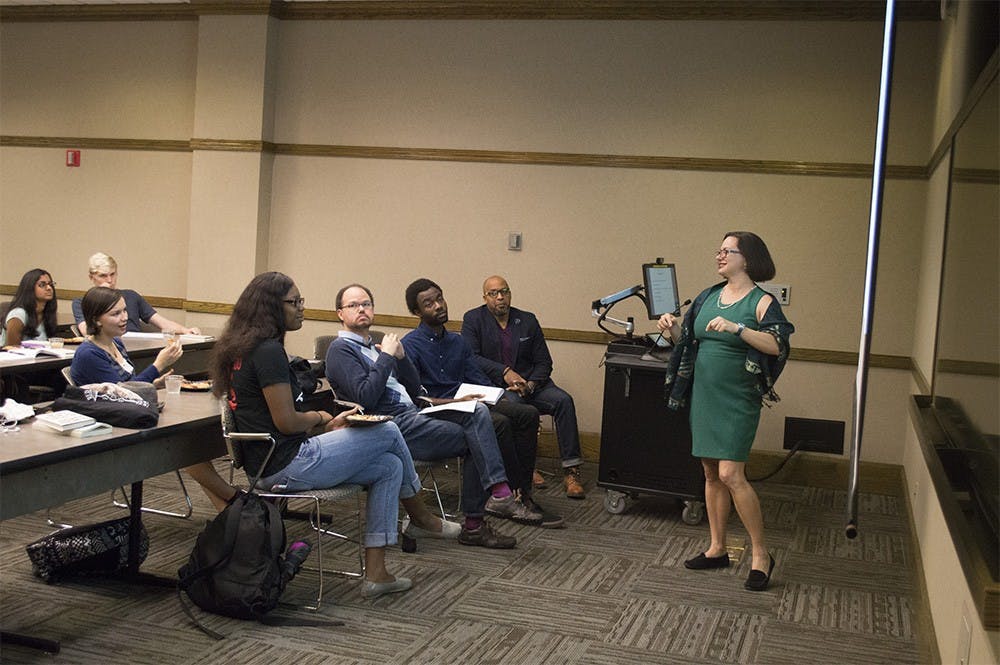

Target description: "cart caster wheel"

left=604, top=490, right=628, bottom=514
left=682, top=500, right=704, bottom=525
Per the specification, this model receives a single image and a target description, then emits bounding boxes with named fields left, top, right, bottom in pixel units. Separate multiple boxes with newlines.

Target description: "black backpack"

left=177, top=492, right=336, bottom=638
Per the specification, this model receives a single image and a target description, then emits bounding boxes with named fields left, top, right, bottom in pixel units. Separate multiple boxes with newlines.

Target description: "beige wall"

left=904, top=1, right=998, bottom=662
left=0, top=12, right=941, bottom=452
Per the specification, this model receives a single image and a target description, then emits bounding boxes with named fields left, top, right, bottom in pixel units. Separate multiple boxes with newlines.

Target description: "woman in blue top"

left=70, top=286, right=240, bottom=512
left=211, top=272, right=459, bottom=599
left=1, top=268, right=58, bottom=347
left=71, top=286, right=184, bottom=387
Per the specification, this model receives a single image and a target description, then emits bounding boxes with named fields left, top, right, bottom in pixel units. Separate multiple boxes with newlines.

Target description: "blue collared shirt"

left=401, top=322, right=492, bottom=398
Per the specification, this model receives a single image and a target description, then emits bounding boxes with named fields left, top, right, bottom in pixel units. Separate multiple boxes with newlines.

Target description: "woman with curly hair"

left=1, top=268, right=58, bottom=347
left=211, top=272, right=457, bottom=599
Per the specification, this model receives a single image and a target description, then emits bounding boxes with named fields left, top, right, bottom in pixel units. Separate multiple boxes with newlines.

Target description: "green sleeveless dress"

left=689, top=285, right=767, bottom=461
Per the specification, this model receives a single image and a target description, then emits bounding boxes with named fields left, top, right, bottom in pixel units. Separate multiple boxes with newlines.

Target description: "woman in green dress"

left=658, top=232, right=793, bottom=591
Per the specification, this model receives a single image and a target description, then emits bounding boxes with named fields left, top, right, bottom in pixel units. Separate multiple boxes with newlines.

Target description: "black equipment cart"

left=598, top=341, right=705, bottom=523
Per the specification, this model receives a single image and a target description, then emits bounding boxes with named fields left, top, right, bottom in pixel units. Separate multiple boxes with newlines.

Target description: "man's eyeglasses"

left=36, top=280, right=56, bottom=289
left=340, top=301, right=373, bottom=311
left=485, top=288, right=511, bottom=298
left=715, top=248, right=742, bottom=258
left=283, top=297, right=306, bottom=308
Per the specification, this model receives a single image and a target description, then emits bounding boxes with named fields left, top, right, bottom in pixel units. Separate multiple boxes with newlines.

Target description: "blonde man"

left=71, top=252, right=199, bottom=336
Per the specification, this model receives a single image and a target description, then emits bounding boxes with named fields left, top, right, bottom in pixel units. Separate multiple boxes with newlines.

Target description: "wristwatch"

left=734, top=323, right=746, bottom=336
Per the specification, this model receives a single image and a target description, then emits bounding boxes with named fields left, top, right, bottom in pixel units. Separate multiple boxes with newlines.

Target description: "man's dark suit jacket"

left=461, top=305, right=554, bottom=388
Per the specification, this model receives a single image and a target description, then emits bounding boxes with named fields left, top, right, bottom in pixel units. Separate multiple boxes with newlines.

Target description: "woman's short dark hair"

left=5, top=268, right=58, bottom=339
left=725, top=231, right=776, bottom=282
left=405, top=278, right=441, bottom=314
left=335, top=283, right=374, bottom=310
left=81, top=286, right=124, bottom=336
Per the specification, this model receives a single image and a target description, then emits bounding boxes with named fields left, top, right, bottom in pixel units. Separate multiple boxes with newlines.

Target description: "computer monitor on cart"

left=642, top=261, right=680, bottom=319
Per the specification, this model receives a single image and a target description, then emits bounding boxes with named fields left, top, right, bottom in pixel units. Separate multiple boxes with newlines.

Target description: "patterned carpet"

left=0, top=460, right=930, bottom=664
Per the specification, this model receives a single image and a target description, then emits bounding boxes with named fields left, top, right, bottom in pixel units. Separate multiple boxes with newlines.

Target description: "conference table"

left=0, top=382, right=225, bottom=654
left=0, top=332, right=217, bottom=380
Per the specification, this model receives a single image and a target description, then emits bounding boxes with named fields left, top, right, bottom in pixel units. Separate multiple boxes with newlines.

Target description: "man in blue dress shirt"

left=402, top=278, right=564, bottom=528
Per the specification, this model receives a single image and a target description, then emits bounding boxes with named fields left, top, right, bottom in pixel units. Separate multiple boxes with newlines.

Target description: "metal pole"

left=847, top=0, right=897, bottom=540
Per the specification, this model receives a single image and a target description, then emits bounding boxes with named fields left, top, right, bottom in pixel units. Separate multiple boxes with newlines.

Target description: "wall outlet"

left=759, top=282, right=790, bottom=305
left=783, top=417, right=845, bottom=454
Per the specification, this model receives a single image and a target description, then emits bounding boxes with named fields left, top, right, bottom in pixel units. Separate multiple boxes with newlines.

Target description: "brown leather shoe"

left=564, top=467, right=585, bottom=499
left=532, top=469, right=547, bottom=488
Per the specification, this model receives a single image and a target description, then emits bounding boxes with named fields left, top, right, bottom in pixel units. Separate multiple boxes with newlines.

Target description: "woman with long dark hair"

left=211, top=272, right=457, bottom=599
left=659, top=231, right=794, bottom=592
left=1, top=268, right=58, bottom=347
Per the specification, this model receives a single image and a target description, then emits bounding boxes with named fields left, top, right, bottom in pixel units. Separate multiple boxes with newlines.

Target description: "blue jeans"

left=505, top=380, right=583, bottom=468
left=392, top=401, right=508, bottom=517
left=259, top=422, right=420, bottom=548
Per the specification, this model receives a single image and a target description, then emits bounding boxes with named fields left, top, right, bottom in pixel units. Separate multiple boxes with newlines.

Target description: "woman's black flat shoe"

left=684, top=552, right=730, bottom=570
left=744, top=554, right=775, bottom=591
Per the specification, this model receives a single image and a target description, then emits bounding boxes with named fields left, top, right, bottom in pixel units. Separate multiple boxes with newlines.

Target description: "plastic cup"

left=165, top=374, right=184, bottom=395
left=49, top=338, right=65, bottom=349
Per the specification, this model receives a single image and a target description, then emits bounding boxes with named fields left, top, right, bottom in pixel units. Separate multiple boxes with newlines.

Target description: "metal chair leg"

left=112, top=470, right=193, bottom=519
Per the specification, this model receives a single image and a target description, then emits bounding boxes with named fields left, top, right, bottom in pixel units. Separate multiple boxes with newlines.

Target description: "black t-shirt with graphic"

left=229, top=338, right=307, bottom=478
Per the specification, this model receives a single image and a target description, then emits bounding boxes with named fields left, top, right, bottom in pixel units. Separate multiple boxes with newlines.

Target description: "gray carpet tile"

left=606, top=598, right=769, bottom=662
left=495, top=545, right=644, bottom=595
left=775, top=581, right=914, bottom=639
left=0, top=460, right=930, bottom=664
left=755, top=619, right=922, bottom=665
left=398, top=618, right=592, bottom=665
left=445, top=578, right=626, bottom=639
left=792, top=525, right=910, bottom=565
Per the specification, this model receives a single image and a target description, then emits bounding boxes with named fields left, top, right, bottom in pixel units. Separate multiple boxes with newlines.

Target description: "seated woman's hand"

left=155, top=340, right=184, bottom=368
left=152, top=369, right=173, bottom=389
left=325, top=407, right=354, bottom=431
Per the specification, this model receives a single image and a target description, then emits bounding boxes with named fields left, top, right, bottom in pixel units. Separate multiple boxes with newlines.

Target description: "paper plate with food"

left=346, top=414, right=393, bottom=426
left=180, top=379, right=213, bottom=392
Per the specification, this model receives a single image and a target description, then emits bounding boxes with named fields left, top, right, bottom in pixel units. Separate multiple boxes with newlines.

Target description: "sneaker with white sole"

left=484, top=494, right=543, bottom=525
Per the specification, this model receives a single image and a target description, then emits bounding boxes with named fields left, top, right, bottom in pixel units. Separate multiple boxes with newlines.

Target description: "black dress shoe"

left=744, top=554, right=775, bottom=591
left=684, top=552, right=730, bottom=570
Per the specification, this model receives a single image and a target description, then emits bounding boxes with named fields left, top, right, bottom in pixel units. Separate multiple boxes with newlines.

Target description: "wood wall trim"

left=190, top=138, right=268, bottom=153
left=1, top=135, right=929, bottom=180
left=937, top=358, right=1000, bottom=377
left=275, top=143, right=929, bottom=179
left=0, top=284, right=918, bottom=371
left=0, top=1, right=941, bottom=23
left=0, top=136, right=191, bottom=153
left=927, top=49, right=999, bottom=176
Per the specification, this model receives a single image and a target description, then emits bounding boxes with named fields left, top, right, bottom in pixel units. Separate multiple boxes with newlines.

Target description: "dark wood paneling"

left=0, top=1, right=941, bottom=23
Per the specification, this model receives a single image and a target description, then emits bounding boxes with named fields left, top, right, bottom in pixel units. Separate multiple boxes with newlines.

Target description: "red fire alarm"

left=66, top=150, right=81, bottom=167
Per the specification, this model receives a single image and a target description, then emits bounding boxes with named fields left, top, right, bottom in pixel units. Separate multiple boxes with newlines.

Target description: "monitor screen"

left=642, top=262, right=680, bottom=319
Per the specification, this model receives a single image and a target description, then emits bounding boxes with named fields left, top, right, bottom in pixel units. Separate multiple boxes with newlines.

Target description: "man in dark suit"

left=461, top=276, right=585, bottom=499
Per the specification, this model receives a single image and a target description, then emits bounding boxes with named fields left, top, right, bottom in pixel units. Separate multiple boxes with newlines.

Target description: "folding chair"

left=219, top=398, right=364, bottom=611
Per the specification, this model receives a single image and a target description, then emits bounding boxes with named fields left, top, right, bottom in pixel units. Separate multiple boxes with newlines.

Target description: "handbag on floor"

left=25, top=516, right=149, bottom=583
